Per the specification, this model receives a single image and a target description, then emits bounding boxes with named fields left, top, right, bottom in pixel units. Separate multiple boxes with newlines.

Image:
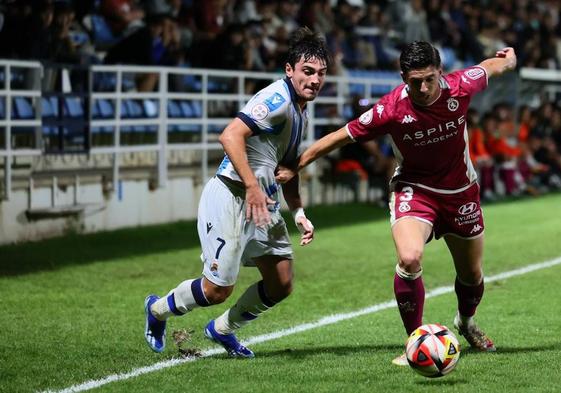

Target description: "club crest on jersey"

left=251, top=103, right=269, bottom=120
left=464, top=67, right=485, bottom=80
left=447, top=97, right=459, bottom=112
left=210, top=262, right=219, bottom=277
left=376, top=104, right=384, bottom=118
left=359, top=108, right=374, bottom=125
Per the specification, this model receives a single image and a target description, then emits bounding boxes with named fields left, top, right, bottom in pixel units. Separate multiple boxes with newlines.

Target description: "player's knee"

left=265, top=276, right=293, bottom=302
left=398, top=249, right=423, bottom=273
left=459, top=269, right=483, bottom=286
left=273, top=280, right=293, bottom=302
left=204, top=284, right=234, bottom=305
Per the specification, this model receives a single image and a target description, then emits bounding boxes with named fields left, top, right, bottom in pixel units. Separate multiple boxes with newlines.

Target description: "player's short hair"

left=286, top=27, right=331, bottom=69
left=400, top=41, right=441, bottom=74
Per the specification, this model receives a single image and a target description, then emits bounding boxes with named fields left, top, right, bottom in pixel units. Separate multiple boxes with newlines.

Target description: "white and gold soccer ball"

left=405, top=323, right=460, bottom=378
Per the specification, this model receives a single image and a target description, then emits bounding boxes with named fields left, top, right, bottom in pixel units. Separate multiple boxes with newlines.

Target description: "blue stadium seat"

left=167, top=100, right=182, bottom=118
left=179, top=101, right=194, bottom=118
left=143, top=99, right=159, bottom=118
left=64, top=97, right=84, bottom=118
left=41, top=97, right=55, bottom=118
left=96, top=99, right=114, bottom=118
left=93, top=73, right=116, bottom=91
left=118, top=101, right=133, bottom=132
left=190, top=101, right=203, bottom=118
left=123, top=99, right=144, bottom=118
left=49, top=97, right=60, bottom=117
left=123, top=99, right=148, bottom=131
left=119, top=100, right=130, bottom=118
left=13, top=97, right=34, bottom=119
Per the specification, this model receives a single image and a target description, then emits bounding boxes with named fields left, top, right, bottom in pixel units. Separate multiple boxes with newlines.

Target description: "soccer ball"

left=405, top=323, right=460, bottom=378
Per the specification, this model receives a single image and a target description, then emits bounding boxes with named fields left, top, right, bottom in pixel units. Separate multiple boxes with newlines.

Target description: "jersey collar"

left=284, top=77, right=305, bottom=112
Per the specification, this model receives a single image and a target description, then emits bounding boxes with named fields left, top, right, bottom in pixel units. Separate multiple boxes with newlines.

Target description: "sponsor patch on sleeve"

left=250, top=103, right=269, bottom=120
left=359, top=108, right=374, bottom=125
left=464, top=67, right=485, bottom=80
left=264, top=93, right=286, bottom=111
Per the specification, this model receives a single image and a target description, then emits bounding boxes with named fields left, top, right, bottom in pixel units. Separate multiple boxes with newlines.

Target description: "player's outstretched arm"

left=298, top=127, right=352, bottom=170
left=275, top=127, right=352, bottom=184
left=479, top=47, right=517, bottom=78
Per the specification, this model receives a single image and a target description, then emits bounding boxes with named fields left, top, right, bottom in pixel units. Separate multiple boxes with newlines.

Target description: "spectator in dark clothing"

left=100, top=0, right=144, bottom=36
left=104, top=13, right=180, bottom=90
left=0, top=0, right=34, bottom=58
left=210, top=23, right=249, bottom=70
left=20, top=1, right=55, bottom=61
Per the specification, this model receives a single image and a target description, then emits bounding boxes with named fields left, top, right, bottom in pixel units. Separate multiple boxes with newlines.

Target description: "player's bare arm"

left=478, top=47, right=517, bottom=78
left=275, top=127, right=353, bottom=184
left=219, top=118, right=274, bottom=227
left=282, top=174, right=314, bottom=246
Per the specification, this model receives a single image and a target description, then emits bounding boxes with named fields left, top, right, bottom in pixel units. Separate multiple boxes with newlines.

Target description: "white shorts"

left=197, top=176, right=293, bottom=286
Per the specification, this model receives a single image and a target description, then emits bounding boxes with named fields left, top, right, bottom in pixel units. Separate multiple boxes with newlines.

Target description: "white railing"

left=6, top=61, right=546, bottom=201
left=0, top=60, right=43, bottom=200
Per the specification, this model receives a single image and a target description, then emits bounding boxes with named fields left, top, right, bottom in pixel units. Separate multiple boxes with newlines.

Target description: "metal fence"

left=1, top=60, right=557, bottom=201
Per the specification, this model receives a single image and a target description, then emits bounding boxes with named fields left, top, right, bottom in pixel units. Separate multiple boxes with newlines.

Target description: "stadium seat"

left=143, top=99, right=159, bottom=118
left=190, top=101, right=203, bottom=118
left=41, top=97, right=55, bottom=119
left=178, top=101, right=194, bottom=118
left=123, top=99, right=144, bottom=118
left=167, top=100, right=182, bottom=118
left=64, top=97, right=85, bottom=118
left=123, top=99, right=148, bottom=132
left=13, top=97, right=34, bottom=119
left=96, top=99, right=114, bottom=118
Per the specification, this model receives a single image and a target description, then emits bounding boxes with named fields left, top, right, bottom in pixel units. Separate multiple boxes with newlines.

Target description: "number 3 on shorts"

left=215, top=237, right=226, bottom=259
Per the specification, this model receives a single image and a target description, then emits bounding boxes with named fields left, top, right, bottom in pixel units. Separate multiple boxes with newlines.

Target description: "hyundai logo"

left=458, top=202, right=477, bottom=215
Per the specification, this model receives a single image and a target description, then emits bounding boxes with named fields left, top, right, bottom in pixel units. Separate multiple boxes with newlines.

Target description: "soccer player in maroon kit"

left=275, top=41, right=517, bottom=365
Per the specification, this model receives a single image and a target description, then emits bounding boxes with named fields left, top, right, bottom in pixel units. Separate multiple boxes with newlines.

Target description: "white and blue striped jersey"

left=216, top=77, right=307, bottom=201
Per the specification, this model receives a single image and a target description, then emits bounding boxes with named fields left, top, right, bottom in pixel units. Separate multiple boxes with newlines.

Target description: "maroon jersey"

left=346, top=66, right=488, bottom=193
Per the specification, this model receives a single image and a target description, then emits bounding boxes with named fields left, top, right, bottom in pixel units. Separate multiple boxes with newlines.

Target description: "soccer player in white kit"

left=275, top=41, right=517, bottom=365
left=144, top=27, right=331, bottom=357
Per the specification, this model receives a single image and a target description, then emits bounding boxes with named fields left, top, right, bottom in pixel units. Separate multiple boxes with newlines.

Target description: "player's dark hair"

left=286, top=27, right=331, bottom=69
left=400, top=41, right=441, bottom=74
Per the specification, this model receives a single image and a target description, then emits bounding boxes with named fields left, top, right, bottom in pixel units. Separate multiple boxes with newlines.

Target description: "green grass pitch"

left=1, top=192, right=560, bottom=392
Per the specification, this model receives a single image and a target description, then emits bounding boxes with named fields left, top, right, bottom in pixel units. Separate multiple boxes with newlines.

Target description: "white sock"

left=151, top=278, right=209, bottom=320
left=214, top=281, right=276, bottom=335
left=456, top=311, right=474, bottom=328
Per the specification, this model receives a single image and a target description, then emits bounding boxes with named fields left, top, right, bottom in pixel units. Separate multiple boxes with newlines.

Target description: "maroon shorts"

left=389, top=182, right=484, bottom=240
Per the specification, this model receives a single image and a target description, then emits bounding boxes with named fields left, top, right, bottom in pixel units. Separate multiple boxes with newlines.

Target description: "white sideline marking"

left=42, top=256, right=561, bottom=393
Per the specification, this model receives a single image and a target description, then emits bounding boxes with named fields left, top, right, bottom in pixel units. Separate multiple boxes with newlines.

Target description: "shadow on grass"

left=416, top=378, right=470, bottom=386
left=206, top=343, right=404, bottom=360
left=0, top=203, right=387, bottom=276
left=461, top=343, right=561, bottom=356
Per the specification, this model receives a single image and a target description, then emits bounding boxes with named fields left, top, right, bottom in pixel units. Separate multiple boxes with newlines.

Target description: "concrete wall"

left=0, top=177, right=200, bottom=245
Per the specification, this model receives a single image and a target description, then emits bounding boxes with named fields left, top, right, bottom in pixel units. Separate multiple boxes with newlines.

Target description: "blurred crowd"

left=2, top=0, right=561, bottom=72
left=0, top=0, right=560, bottom=201
left=324, top=97, right=561, bottom=204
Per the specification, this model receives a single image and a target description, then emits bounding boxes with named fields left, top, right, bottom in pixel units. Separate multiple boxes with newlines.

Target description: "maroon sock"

left=394, top=273, right=425, bottom=335
left=455, top=277, right=484, bottom=317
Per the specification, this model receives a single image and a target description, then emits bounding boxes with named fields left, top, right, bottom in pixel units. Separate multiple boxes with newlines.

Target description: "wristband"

left=292, top=207, right=305, bottom=224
